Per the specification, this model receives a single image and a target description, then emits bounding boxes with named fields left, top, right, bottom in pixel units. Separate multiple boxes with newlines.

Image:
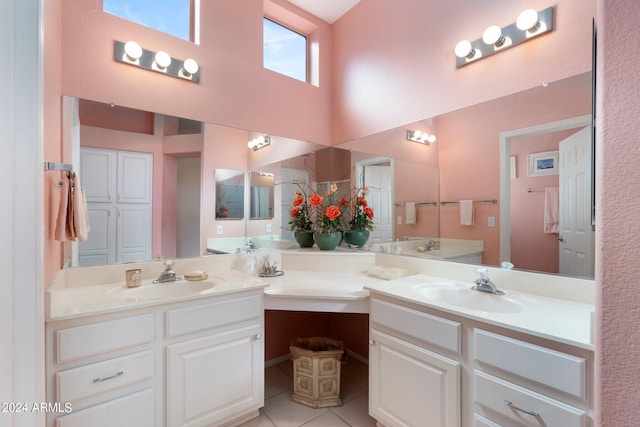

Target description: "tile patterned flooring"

left=239, top=357, right=377, bottom=427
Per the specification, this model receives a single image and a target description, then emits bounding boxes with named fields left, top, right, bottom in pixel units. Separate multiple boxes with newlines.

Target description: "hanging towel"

left=405, top=202, right=416, bottom=224
left=54, top=172, right=73, bottom=241
left=71, top=172, right=90, bottom=241
left=459, top=200, right=474, bottom=226
left=544, top=187, right=560, bottom=234
left=55, top=172, right=90, bottom=242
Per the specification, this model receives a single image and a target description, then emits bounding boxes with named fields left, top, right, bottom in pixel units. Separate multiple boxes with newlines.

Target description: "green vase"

left=313, top=231, right=342, bottom=250
left=294, top=230, right=315, bottom=248
left=344, top=229, right=370, bottom=248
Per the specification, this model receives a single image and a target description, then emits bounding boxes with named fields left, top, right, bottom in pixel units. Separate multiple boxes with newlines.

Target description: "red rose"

left=325, top=205, right=341, bottom=221
left=358, top=197, right=368, bottom=207
left=293, top=195, right=304, bottom=207
left=339, top=197, right=350, bottom=206
left=309, top=193, right=323, bottom=206
left=290, top=207, right=301, bottom=217
left=365, top=207, right=374, bottom=219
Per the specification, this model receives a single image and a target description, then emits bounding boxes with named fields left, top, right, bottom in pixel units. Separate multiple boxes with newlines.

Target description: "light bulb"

left=483, top=25, right=505, bottom=47
left=454, top=40, right=474, bottom=59
left=248, top=139, right=256, bottom=148
left=427, top=134, right=436, bottom=143
left=124, top=41, right=142, bottom=60
left=183, top=58, right=199, bottom=75
left=420, top=133, right=429, bottom=142
left=413, top=130, right=422, bottom=139
left=154, top=51, right=172, bottom=69
left=517, top=9, right=540, bottom=31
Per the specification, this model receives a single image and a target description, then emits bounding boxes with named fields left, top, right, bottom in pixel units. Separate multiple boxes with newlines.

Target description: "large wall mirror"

left=64, top=70, right=592, bottom=280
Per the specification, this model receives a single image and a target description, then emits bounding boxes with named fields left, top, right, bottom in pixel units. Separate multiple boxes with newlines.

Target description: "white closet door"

left=117, top=205, right=151, bottom=263
left=117, top=151, right=152, bottom=204
left=78, top=206, right=116, bottom=266
left=81, top=148, right=115, bottom=203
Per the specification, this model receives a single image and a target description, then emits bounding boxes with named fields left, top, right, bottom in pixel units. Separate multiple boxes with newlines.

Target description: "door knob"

left=557, top=236, right=564, bottom=242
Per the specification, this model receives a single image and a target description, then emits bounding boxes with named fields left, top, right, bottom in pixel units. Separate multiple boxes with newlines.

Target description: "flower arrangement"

left=348, top=186, right=375, bottom=231
left=287, top=181, right=347, bottom=235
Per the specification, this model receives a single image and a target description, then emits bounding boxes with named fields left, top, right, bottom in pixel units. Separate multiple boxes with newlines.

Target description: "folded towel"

left=460, top=200, right=474, bottom=226
left=405, top=202, right=416, bottom=224
left=544, top=187, right=559, bottom=234
left=366, top=266, right=409, bottom=280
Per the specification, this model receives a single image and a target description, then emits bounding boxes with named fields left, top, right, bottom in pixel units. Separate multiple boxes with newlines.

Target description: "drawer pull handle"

left=93, top=371, right=124, bottom=383
left=504, top=400, right=539, bottom=418
left=255, top=333, right=263, bottom=340
left=368, top=339, right=376, bottom=346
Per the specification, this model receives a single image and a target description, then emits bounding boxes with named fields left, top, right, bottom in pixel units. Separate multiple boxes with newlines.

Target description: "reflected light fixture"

left=454, top=6, right=553, bottom=68
left=114, top=40, right=200, bottom=83
left=248, top=135, right=271, bottom=150
left=407, top=130, right=436, bottom=145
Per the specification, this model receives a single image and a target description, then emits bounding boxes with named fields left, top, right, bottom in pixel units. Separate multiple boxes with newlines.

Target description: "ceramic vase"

left=294, top=230, right=315, bottom=248
left=313, top=231, right=342, bottom=250
left=344, top=229, right=370, bottom=248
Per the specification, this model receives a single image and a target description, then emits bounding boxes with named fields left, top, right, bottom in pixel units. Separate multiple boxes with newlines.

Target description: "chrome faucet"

left=153, top=260, right=180, bottom=283
left=245, top=238, right=257, bottom=250
left=471, top=267, right=504, bottom=295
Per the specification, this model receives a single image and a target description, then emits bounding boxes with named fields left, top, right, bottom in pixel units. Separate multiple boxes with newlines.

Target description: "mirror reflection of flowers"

left=312, top=183, right=345, bottom=234
left=349, top=186, right=375, bottom=231
left=215, top=203, right=229, bottom=218
left=288, top=182, right=313, bottom=231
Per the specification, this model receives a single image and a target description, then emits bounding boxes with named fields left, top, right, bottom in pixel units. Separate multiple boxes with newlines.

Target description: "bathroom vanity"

left=45, top=250, right=594, bottom=427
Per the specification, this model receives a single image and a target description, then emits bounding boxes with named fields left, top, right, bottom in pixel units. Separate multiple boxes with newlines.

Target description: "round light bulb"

left=454, top=40, right=474, bottom=59
left=427, top=134, right=436, bottom=143
left=420, top=133, right=429, bottom=142
left=413, top=130, right=422, bottom=139
left=154, top=51, right=172, bottom=69
left=483, top=25, right=504, bottom=46
left=517, top=9, right=539, bottom=31
left=124, top=41, right=142, bottom=60
left=248, top=139, right=256, bottom=148
left=183, top=58, right=199, bottom=75
left=256, top=136, right=265, bottom=145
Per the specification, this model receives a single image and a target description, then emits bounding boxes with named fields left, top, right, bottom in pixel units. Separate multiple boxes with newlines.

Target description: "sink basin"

left=125, top=281, right=215, bottom=300
left=413, top=283, right=523, bottom=313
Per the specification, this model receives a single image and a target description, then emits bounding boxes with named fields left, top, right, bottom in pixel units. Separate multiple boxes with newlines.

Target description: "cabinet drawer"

left=371, top=298, right=461, bottom=354
left=474, top=329, right=586, bottom=398
left=166, top=294, right=262, bottom=338
left=56, top=314, right=153, bottom=363
left=55, top=388, right=153, bottom=427
left=56, top=350, right=153, bottom=404
left=474, top=371, right=586, bottom=427
left=473, top=413, right=502, bottom=427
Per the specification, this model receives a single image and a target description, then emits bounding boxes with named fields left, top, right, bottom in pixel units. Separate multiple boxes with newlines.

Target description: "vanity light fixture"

left=407, top=130, right=436, bottom=145
left=114, top=40, right=200, bottom=83
left=248, top=135, right=271, bottom=151
left=454, top=6, right=553, bottom=68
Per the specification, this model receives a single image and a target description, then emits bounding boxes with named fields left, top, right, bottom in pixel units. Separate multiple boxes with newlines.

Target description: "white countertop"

left=365, top=274, right=594, bottom=350
left=47, top=269, right=268, bottom=321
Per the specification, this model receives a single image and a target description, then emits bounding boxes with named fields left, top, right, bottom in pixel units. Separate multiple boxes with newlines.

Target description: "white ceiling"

left=286, top=0, right=361, bottom=24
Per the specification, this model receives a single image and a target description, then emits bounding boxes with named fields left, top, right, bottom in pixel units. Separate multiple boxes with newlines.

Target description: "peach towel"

left=55, top=172, right=90, bottom=242
left=459, top=200, right=474, bottom=226
left=405, top=202, right=416, bottom=224
left=544, top=187, right=559, bottom=234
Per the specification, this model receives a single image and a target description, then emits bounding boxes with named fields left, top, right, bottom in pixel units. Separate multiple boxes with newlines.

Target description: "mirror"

left=249, top=171, right=275, bottom=219
left=215, top=169, right=245, bottom=220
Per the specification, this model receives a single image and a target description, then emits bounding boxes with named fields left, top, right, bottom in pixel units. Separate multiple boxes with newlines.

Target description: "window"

left=103, top=0, right=198, bottom=43
left=263, top=18, right=307, bottom=82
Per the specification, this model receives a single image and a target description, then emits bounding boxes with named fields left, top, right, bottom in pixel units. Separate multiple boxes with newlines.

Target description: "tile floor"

left=239, top=356, right=377, bottom=427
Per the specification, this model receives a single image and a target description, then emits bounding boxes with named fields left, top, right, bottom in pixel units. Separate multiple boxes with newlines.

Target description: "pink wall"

left=595, top=1, right=640, bottom=424
left=332, top=0, right=595, bottom=143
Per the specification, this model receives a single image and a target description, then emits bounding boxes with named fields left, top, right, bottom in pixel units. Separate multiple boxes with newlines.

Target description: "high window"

left=103, top=0, right=199, bottom=43
left=263, top=18, right=307, bottom=82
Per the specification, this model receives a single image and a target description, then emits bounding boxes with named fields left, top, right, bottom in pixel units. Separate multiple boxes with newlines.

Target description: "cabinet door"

left=81, top=148, right=115, bottom=203
left=369, top=329, right=460, bottom=427
left=117, top=151, right=152, bottom=204
left=78, top=205, right=115, bottom=266
left=166, top=324, right=264, bottom=427
left=116, top=205, right=151, bottom=263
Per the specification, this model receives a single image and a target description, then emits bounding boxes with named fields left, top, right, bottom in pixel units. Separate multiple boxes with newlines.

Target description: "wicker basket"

left=289, top=337, right=345, bottom=408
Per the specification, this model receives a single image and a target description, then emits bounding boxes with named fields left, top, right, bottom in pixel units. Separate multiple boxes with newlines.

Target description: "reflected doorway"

left=356, top=157, right=394, bottom=243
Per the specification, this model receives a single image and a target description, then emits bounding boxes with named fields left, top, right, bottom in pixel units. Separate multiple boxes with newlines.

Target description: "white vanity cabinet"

left=368, top=298, right=462, bottom=427
left=367, top=293, right=594, bottom=427
left=46, top=288, right=265, bottom=427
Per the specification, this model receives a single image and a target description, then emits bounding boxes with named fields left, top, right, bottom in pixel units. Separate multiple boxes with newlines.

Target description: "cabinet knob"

left=368, top=339, right=375, bottom=346
left=255, top=333, right=263, bottom=340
